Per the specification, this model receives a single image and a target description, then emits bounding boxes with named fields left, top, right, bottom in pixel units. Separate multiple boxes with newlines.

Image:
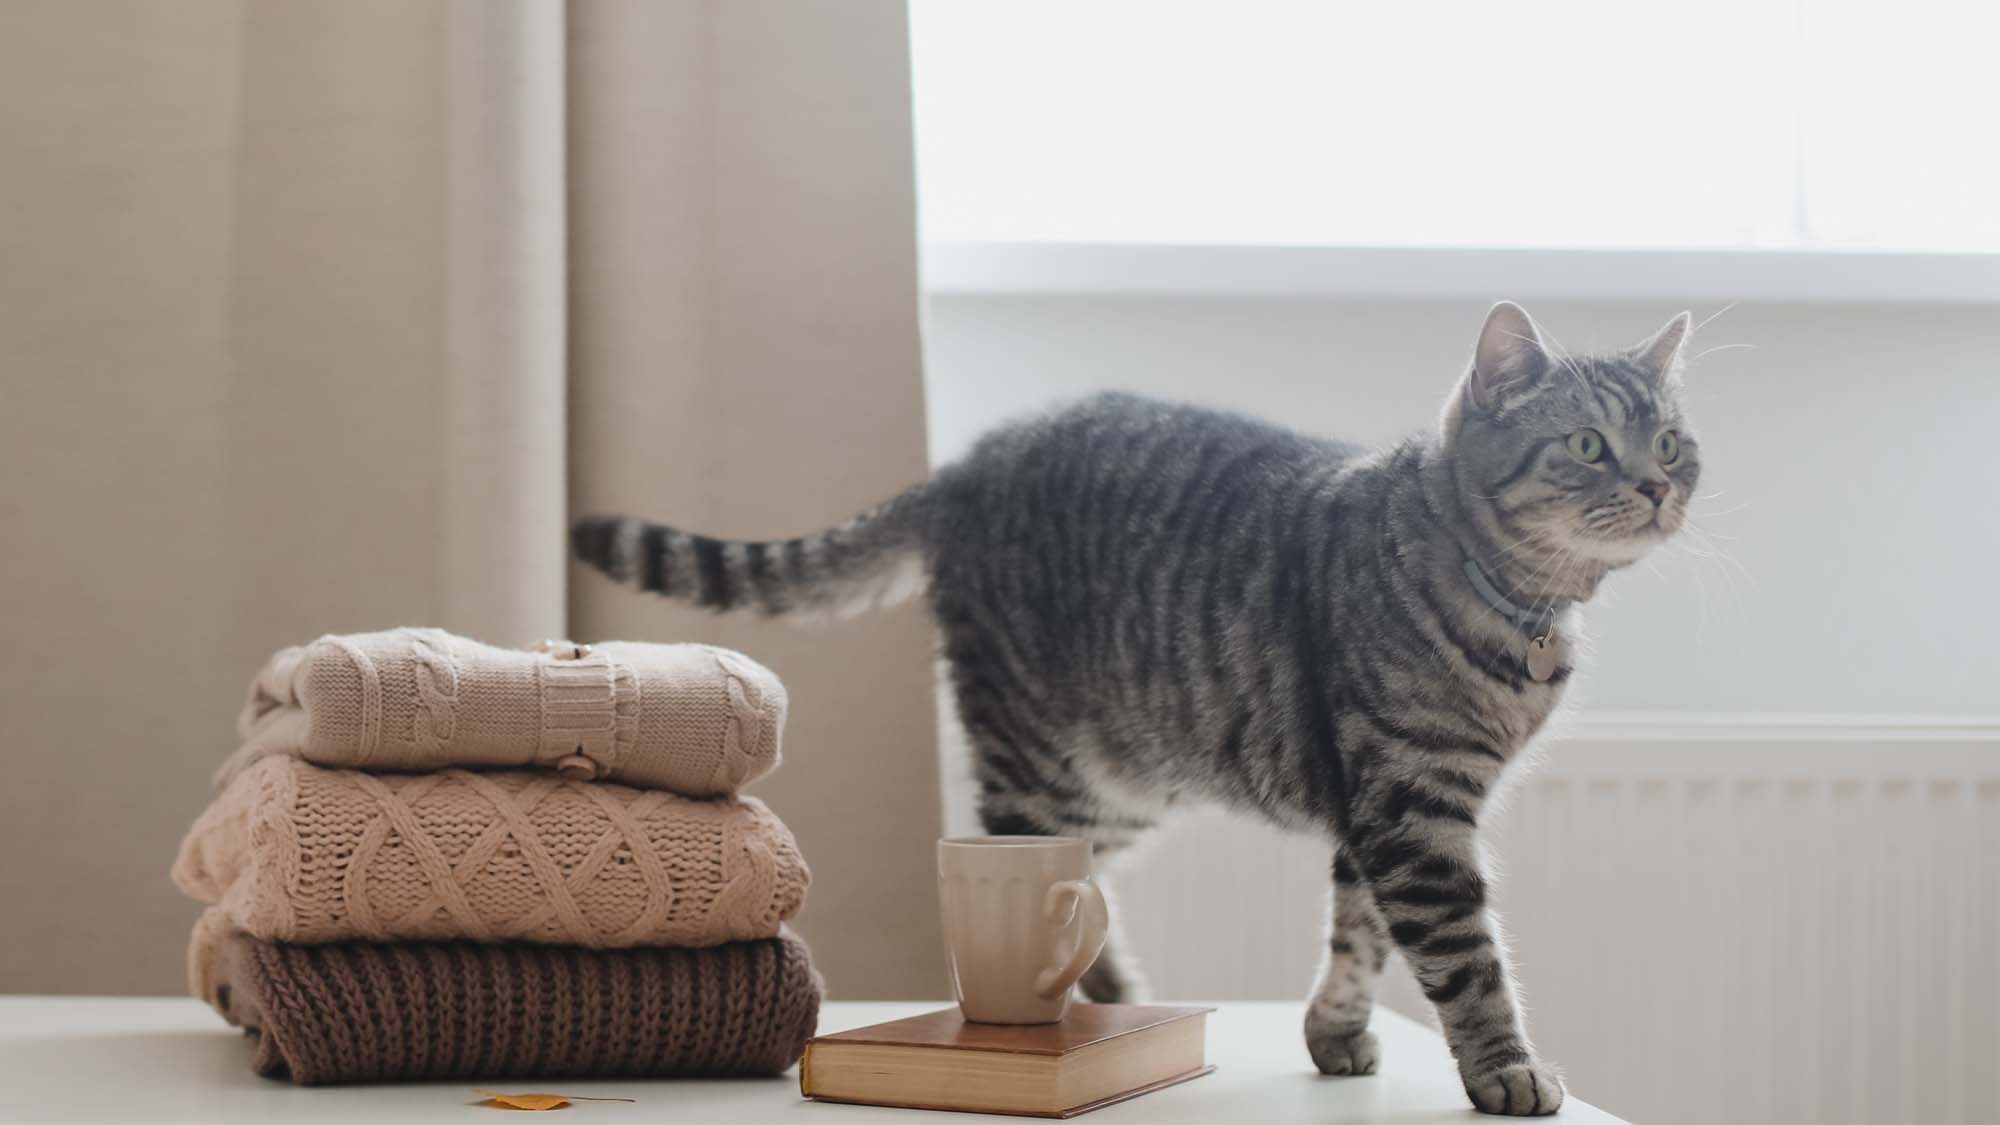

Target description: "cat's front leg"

left=1353, top=801, right=1563, bottom=1116
left=1304, top=850, right=1387, bottom=1075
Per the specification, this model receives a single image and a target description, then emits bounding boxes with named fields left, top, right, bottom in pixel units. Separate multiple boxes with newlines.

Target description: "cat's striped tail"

left=570, top=486, right=933, bottom=620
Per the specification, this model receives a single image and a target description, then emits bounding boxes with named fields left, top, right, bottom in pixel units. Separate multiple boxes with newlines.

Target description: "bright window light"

left=909, top=0, right=2000, bottom=251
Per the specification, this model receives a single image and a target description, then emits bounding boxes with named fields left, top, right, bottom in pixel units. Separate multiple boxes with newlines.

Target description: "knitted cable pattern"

left=218, top=628, right=786, bottom=798
left=187, top=911, right=822, bottom=1084
left=173, top=757, right=809, bottom=947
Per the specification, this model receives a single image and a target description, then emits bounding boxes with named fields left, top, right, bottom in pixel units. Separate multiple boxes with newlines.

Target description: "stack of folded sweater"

left=170, top=627, right=820, bottom=1085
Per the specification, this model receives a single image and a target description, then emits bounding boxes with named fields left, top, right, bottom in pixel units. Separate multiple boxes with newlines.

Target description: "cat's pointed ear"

left=1630, top=311, right=1693, bottom=384
left=1465, top=301, right=1550, bottom=413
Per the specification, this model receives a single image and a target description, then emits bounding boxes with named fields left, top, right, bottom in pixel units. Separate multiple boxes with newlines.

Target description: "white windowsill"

left=921, top=241, right=2000, bottom=305
left=1546, top=711, right=2000, bottom=744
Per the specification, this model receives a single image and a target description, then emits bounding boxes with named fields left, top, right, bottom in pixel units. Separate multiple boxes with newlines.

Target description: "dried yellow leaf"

left=474, top=1090, right=571, bottom=1111
left=471, top=1089, right=636, bottom=1111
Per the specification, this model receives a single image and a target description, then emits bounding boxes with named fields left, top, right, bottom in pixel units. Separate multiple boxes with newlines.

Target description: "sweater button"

left=554, top=754, right=599, bottom=781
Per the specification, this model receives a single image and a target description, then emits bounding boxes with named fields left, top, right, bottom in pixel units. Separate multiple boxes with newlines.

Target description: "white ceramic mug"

left=937, top=835, right=1111, bottom=1024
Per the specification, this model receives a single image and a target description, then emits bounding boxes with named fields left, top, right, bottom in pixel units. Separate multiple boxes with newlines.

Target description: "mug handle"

left=1033, top=879, right=1110, bottom=999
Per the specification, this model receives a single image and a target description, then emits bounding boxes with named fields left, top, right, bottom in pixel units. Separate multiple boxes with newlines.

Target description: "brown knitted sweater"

left=218, top=628, right=785, bottom=798
left=187, top=912, right=822, bottom=1084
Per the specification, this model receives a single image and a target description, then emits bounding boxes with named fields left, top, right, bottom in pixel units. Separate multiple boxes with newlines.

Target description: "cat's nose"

left=1635, top=478, right=1671, bottom=507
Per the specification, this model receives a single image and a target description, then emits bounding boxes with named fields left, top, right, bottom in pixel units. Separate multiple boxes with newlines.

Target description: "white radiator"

left=1068, top=716, right=2000, bottom=1125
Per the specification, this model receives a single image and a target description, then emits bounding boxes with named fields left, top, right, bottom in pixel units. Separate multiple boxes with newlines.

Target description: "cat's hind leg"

left=955, top=666, right=1156, bottom=1005
left=1076, top=829, right=1153, bottom=1003
left=1305, top=850, right=1389, bottom=1076
left=976, top=798, right=1155, bottom=1005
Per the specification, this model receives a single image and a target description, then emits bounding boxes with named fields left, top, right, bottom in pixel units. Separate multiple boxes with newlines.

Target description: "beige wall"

left=1, top=0, right=942, bottom=998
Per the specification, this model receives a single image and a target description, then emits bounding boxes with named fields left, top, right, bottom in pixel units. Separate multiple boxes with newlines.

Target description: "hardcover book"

left=800, top=1004, right=1213, bottom=1118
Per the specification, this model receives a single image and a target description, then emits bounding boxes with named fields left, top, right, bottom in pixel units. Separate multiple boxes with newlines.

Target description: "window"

left=909, top=0, right=2000, bottom=252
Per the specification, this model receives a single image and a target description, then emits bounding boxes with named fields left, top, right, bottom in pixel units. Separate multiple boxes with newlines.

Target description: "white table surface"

left=0, top=997, right=1624, bottom=1123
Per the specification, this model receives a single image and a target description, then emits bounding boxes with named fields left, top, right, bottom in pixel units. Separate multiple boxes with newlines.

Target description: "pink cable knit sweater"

left=173, top=757, right=809, bottom=948
left=217, top=628, right=785, bottom=798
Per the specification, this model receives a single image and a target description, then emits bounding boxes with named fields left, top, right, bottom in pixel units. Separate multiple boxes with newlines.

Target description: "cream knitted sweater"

left=173, top=757, right=809, bottom=948
left=218, top=628, right=784, bottom=798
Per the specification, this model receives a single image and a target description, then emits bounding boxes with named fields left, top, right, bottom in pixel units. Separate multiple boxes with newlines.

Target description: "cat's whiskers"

left=1490, top=527, right=1564, bottom=569
left=1674, top=499, right=1751, bottom=617
left=1529, top=542, right=1585, bottom=622
left=1669, top=532, right=1739, bottom=652
left=1691, top=302, right=1738, bottom=338
left=1687, top=499, right=1751, bottom=522
left=1505, top=529, right=1578, bottom=605
left=1690, top=343, right=1757, bottom=363
left=1669, top=527, right=1749, bottom=629
left=1676, top=523, right=1750, bottom=589
left=1679, top=510, right=1747, bottom=563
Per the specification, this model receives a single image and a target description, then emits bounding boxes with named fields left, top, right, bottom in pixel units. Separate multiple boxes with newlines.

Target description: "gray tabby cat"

left=573, top=302, right=1700, bottom=1116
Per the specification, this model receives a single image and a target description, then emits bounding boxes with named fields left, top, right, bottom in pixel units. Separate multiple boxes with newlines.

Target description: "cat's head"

left=1440, top=302, right=1700, bottom=567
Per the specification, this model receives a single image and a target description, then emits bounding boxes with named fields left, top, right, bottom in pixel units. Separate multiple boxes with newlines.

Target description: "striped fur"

left=572, top=304, right=1702, bottom=1116
left=572, top=488, right=932, bottom=622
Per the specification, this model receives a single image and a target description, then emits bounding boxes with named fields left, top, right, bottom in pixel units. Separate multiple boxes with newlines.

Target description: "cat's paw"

left=1464, top=1060, right=1564, bottom=1116
left=1306, top=1026, right=1380, bottom=1076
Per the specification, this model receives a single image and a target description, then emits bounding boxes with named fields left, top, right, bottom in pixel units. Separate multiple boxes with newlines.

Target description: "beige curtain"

left=567, top=0, right=946, bottom=998
left=0, top=0, right=942, bottom=997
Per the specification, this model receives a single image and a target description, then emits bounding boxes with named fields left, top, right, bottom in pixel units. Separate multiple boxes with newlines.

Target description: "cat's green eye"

left=1565, top=428, right=1606, bottom=464
left=1655, top=430, right=1680, bottom=464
